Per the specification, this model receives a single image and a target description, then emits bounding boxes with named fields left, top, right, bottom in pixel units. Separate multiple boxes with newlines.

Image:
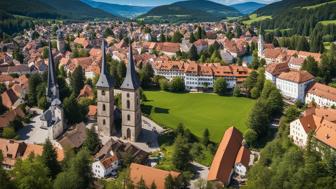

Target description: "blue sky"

left=95, top=0, right=279, bottom=6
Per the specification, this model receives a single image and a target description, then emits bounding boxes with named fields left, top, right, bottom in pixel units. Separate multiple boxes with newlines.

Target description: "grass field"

left=142, top=91, right=255, bottom=142
left=302, top=0, right=336, bottom=9
left=242, top=14, right=272, bottom=25
left=319, top=20, right=336, bottom=25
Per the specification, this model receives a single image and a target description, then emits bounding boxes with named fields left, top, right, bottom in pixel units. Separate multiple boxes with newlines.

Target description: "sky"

left=95, top=0, right=279, bottom=6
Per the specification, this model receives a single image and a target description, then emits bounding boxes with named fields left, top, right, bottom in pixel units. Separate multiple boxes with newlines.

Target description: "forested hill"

left=248, top=0, right=336, bottom=36
left=0, top=0, right=119, bottom=20
left=139, top=0, right=241, bottom=23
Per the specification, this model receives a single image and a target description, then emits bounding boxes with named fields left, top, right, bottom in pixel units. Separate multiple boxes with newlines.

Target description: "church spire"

left=46, top=41, right=59, bottom=102
left=96, top=39, right=114, bottom=88
left=120, top=23, right=140, bottom=90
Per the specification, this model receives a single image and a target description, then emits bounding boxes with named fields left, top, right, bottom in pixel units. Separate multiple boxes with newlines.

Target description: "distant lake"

left=242, top=55, right=252, bottom=64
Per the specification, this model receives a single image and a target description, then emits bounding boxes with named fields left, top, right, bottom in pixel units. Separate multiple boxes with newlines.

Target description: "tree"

left=244, top=71, right=258, bottom=94
left=248, top=100, right=270, bottom=138
left=285, top=105, right=301, bottom=122
left=244, top=129, right=258, bottom=146
left=12, top=157, right=52, bottom=189
left=71, top=65, right=85, bottom=96
left=159, top=78, right=170, bottom=91
left=172, top=135, right=192, bottom=171
left=172, top=31, right=183, bottom=43
left=28, top=73, right=42, bottom=106
left=164, top=174, right=176, bottom=189
left=302, top=56, right=318, bottom=76
left=38, top=96, right=47, bottom=110
left=213, top=78, right=227, bottom=96
left=0, top=159, right=14, bottom=189
left=202, top=128, right=210, bottom=146
left=189, top=44, right=198, bottom=61
left=42, top=47, right=48, bottom=59
left=233, top=86, right=241, bottom=97
left=140, top=63, right=154, bottom=88
left=138, top=178, right=147, bottom=189
left=2, top=127, right=16, bottom=139
left=54, top=149, right=92, bottom=189
left=189, top=33, right=196, bottom=43
left=63, top=95, right=88, bottom=124
left=169, top=77, right=185, bottom=93
left=83, top=127, right=101, bottom=155
left=150, top=182, right=157, bottom=189
left=41, top=139, right=61, bottom=178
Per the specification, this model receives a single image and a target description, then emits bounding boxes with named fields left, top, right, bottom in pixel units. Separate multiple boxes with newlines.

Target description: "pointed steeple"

left=46, top=41, right=59, bottom=102
left=120, top=24, right=140, bottom=90
left=96, top=39, right=114, bottom=88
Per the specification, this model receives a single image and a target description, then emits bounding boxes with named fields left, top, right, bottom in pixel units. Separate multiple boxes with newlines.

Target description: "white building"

left=276, top=70, right=315, bottom=102
left=234, top=146, right=251, bottom=177
left=289, top=117, right=312, bottom=148
left=92, top=155, right=119, bottom=178
left=265, top=63, right=290, bottom=84
left=305, top=82, right=336, bottom=107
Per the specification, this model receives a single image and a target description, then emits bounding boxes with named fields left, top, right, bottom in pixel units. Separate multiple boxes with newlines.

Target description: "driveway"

left=189, top=162, right=209, bottom=189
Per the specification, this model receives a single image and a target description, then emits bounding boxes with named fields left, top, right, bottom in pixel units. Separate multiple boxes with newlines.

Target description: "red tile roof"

left=130, top=163, right=181, bottom=189
left=278, top=70, right=314, bottom=83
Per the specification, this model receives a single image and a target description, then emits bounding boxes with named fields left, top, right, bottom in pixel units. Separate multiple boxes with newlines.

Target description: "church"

left=97, top=38, right=142, bottom=142
left=40, top=42, right=65, bottom=140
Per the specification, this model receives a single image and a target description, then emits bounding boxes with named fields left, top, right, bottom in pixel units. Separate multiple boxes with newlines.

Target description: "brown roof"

left=129, top=163, right=181, bottom=189
left=22, top=143, right=64, bottom=161
left=1, top=88, right=19, bottom=109
left=74, top=37, right=89, bottom=48
left=315, top=119, right=336, bottom=149
left=266, top=63, right=289, bottom=76
left=264, top=48, right=283, bottom=59
left=156, top=42, right=180, bottom=53
left=100, top=155, right=118, bottom=169
left=208, top=127, right=243, bottom=185
left=0, top=107, right=25, bottom=128
left=88, top=105, right=97, bottom=117
left=235, top=146, right=251, bottom=168
left=78, top=84, right=94, bottom=99
left=58, top=122, right=86, bottom=149
left=307, top=83, right=336, bottom=102
left=278, top=70, right=314, bottom=83
left=0, top=139, right=26, bottom=166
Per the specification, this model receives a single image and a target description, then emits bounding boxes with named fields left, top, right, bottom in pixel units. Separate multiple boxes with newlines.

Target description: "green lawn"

left=142, top=91, right=255, bottom=142
left=319, top=20, right=336, bottom=25
left=302, top=0, right=336, bottom=9
left=242, top=14, right=272, bottom=25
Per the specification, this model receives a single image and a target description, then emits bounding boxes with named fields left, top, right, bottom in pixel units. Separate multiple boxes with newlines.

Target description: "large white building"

left=305, top=82, right=336, bottom=108
left=289, top=107, right=336, bottom=151
left=153, top=61, right=250, bottom=90
left=276, top=70, right=315, bottom=102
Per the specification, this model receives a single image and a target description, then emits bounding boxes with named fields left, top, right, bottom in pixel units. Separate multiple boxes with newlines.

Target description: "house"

left=0, top=139, right=64, bottom=169
left=58, top=122, right=87, bottom=150
left=289, top=107, right=336, bottom=151
left=156, top=42, right=180, bottom=57
left=276, top=70, right=315, bottom=102
left=305, top=82, right=336, bottom=108
left=265, top=63, right=290, bottom=83
left=74, top=37, right=90, bottom=48
left=129, top=163, right=181, bottom=189
left=194, top=39, right=208, bottom=54
left=0, top=107, right=25, bottom=131
left=208, top=127, right=251, bottom=186
left=288, top=56, right=305, bottom=70
left=94, top=139, right=149, bottom=164
left=92, top=155, right=119, bottom=178
left=219, top=50, right=234, bottom=64
left=78, top=84, right=94, bottom=99
left=88, top=105, right=97, bottom=120
left=1, top=89, right=19, bottom=109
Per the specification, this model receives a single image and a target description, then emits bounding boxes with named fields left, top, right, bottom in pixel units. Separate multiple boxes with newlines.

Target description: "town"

left=1, top=0, right=336, bottom=189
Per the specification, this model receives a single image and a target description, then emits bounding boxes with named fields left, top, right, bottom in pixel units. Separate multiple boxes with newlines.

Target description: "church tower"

left=96, top=40, right=115, bottom=137
left=258, top=29, right=264, bottom=58
left=56, top=30, right=65, bottom=53
left=120, top=38, right=142, bottom=142
left=46, top=41, right=59, bottom=103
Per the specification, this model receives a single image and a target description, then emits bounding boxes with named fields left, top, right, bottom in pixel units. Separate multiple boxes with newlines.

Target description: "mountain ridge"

left=230, top=2, right=266, bottom=14
left=139, top=0, right=241, bottom=23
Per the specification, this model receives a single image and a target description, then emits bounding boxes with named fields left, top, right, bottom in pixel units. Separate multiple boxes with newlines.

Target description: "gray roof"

left=96, top=40, right=114, bottom=88
left=120, top=41, right=140, bottom=90
left=46, top=41, right=59, bottom=102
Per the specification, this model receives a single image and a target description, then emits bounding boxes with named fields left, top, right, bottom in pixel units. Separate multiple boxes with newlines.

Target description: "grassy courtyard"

left=142, top=91, right=255, bottom=143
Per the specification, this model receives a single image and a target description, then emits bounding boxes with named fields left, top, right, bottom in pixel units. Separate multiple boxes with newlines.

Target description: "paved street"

left=18, top=108, right=50, bottom=144
left=189, top=162, right=209, bottom=189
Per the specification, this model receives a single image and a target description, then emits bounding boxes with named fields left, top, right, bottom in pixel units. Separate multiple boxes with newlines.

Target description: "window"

left=127, top=93, right=130, bottom=98
left=103, top=119, right=106, bottom=125
left=103, top=104, right=106, bottom=111
left=102, top=90, right=105, bottom=96
left=127, top=100, right=130, bottom=109
left=127, top=114, right=130, bottom=121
